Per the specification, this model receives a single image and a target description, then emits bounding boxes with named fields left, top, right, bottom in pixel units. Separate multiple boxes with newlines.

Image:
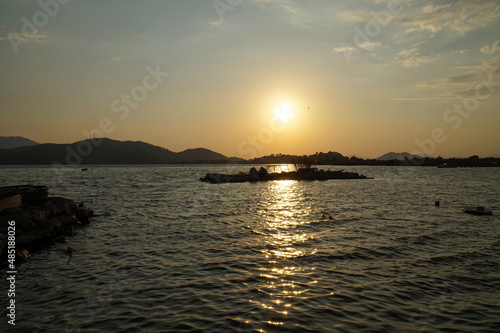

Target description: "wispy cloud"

left=419, top=73, right=478, bottom=87
left=332, top=45, right=355, bottom=54
left=398, top=41, right=424, bottom=57
left=340, top=10, right=373, bottom=22
left=410, top=56, right=500, bottom=100
left=5, top=32, right=48, bottom=44
left=396, top=41, right=435, bottom=67
left=421, top=4, right=452, bottom=14
left=396, top=0, right=500, bottom=35
left=400, top=55, right=432, bottom=67
left=0, top=23, right=48, bottom=44
left=480, top=41, right=500, bottom=55
left=255, top=0, right=315, bottom=29
left=360, top=41, right=381, bottom=50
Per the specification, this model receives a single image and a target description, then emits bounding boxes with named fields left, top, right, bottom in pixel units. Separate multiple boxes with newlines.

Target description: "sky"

left=1, top=0, right=499, bottom=158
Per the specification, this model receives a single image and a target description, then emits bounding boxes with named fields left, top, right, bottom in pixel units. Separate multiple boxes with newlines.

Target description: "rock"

left=258, top=167, right=268, bottom=179
left=50, top=197, right=77, bottom=215
left=75, top=209, right=93, bottom=224
left=248, top=167, right=259, bottom=182
left=42, top=200, right=62, bottom=217
left=200, top=167, right=370, bottom=183
left=0, top=193, right=95, bottom=268
left=317, top=169, right=328, bottom=180
left=231, top=172, right=248, bottom=182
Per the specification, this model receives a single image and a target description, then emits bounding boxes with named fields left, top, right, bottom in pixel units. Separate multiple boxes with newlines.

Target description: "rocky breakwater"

left=0, top=185, right=93, bottom=266
left=200, top=167, right=369, bottom=183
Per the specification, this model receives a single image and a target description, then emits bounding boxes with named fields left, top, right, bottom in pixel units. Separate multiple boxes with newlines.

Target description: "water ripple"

left=1, top=165, right=499, bottom=332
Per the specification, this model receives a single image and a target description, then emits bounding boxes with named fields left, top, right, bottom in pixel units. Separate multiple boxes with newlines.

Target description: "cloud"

left=254, top=0, right=314, bottom=29
left=398, top=41, right=424, bottom=57
left=340, top=10, right=372, bottom=22
left=421, top=4, right=452, bottom=14
left=209, top=20, right=223, bottom=27
left=414, top=57, right=500, bottom=100
left=395, top=0, right=500, bottom=35
left=400, top=55, right=431, bottom=67
left=5, top=32, right=48, bottom=44
left=332, top=46, right=355, bottom=54
left=480, top=41, right=500, bottom=55
left=1, top=24, right=47, bottom=44
left=373, top=0, right=412, bottom=3
left=396, top=41, right=434, bottom=66
left=420, top=73, right=478, bottom=87
left=393, top=96, right=454, bottom=101
left=360, top=41, right=381, bottom=50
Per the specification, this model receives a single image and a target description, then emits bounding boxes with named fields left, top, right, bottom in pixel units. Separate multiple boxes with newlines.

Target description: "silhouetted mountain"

left=0, top=138, right=231, bottom=165
left=177, top=148, right=228, bottom=163
left=0, top=136, right=38, bottom=149
left=1, top=138, right=497, bottom=167
left=376, top=152, right=422, bottom=161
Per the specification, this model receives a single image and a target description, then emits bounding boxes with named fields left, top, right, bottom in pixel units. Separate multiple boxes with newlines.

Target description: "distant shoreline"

left=0, top=138, right=498, bottom=167
left=0, top=162, right=499, bottom=167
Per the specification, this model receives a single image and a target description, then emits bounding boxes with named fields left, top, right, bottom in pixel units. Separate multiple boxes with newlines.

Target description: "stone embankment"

left=0, top=185, right=93, bottom=266
left=200, top=167, right=369, bottom=183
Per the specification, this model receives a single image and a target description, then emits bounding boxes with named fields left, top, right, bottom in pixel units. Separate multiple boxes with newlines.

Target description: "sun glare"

left=274, top=103, right=294, bottom=123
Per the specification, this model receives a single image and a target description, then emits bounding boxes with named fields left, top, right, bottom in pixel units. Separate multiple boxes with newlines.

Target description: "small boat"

left=461, top=206, right=493, bottom=215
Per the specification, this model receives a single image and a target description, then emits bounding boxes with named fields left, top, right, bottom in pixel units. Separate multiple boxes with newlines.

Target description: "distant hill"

left=0, top=138, right=232, bottom=165
left=0, top=136, right=38, bottom=149
left=250, top=151, right=347, bottom=165
left=177, top=148, right=228, bottom=162
left=376, top=152, right=422, bottom=161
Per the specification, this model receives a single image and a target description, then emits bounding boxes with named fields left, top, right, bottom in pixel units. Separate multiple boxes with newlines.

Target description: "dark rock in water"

left=317, top=169, right=328, bottom=180
left=231, top=172, right=248, bottom=183
left=0, top=190, right=94, bottom=267
left=258, top=167, right=268, bottom=178
left=200, top=173, right=234, bottom=183
left=248, top=167, right=259, bottom=182
left=200, top=167, right=370, bottom=183
left=0, top=185, right=48, bottom=205
left=75, top=208, right=93, bottom=224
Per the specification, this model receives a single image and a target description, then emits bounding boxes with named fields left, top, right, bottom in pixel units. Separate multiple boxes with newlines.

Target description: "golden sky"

left=1, top=0, right=499, bottom=158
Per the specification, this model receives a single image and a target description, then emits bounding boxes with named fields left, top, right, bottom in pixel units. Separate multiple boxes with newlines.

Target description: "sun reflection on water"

left=259, top=180, right=314, bottom=259
left=248, top=180, right=319, bottom=331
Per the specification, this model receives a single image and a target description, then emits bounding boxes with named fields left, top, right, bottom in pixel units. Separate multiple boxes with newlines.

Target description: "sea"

left=1, top=165, right=499, bottom=332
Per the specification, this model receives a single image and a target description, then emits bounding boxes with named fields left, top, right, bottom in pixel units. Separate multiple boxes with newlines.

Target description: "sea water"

left=1, top=165, right=499, bottom=332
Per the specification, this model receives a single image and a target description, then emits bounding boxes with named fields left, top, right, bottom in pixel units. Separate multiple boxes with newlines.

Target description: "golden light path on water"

left=252, top=179, right=320, bottom=330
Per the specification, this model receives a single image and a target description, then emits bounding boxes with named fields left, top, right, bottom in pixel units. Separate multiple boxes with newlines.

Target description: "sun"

left=274, top=103, right=294, bottom=123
